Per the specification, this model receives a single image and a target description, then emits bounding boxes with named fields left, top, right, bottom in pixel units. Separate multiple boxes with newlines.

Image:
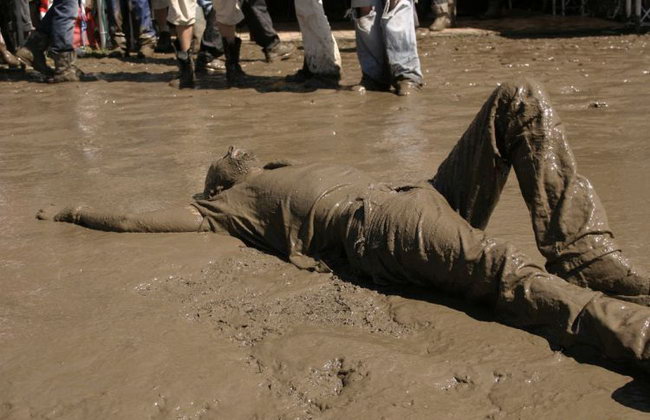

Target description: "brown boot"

left=138, top=34, right=156, bottom=59
left=224, top=37, right=245, bottom=85
left=0, top=40, right=20, bottom=67
left=47, top=51, right=81, bottom=83
left=15, top=31, right=53, bottom=75
left=429, top=2, right=452, bottom=31
left=170, top=50, right=195, bottom=89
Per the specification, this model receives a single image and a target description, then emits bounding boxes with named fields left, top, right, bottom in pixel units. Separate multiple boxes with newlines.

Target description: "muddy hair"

left=203, top=146, right=258, bottom=199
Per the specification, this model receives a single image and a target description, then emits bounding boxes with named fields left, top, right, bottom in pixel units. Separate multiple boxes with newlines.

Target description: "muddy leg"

left=431, top=79, right=649, bottom=297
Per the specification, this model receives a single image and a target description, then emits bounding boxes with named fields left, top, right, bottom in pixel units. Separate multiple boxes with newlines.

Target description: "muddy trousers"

left=352, top=0, right=422, bottom=85
left=107, top=0, right=156, bottom=43
left=294, top=0, right=341, bottom=78
left=36, top=0, right=78, bottom=53
left=431, top=79, right=621, bottom=281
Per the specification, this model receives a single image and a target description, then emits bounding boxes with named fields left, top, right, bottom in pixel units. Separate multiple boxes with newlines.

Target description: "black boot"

left=224, top=37, right=245, bottom=85
left=15, top=31, right=53, bottom=76
left=172, top=50, right=195, bottom=89
left=47, top=51, right=82, bottom=83
left=481, top=0, right=502, bottom=19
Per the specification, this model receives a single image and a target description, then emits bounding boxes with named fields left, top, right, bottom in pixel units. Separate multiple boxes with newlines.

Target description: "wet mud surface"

left=2, top=28, right=650, bottom=419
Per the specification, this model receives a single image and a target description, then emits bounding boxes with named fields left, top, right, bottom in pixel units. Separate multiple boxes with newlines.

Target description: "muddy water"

left=2, top=31, right=650, bottom=419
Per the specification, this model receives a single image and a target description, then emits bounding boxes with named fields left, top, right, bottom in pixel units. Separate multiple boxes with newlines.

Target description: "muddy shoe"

left=138, top=35, right=156, bottom=59
left=350, top=73, right=390, bottom=93
left=15, top=31, right=53, bottom=76
left=429, top=3, right=452, bottom=31
left=171, top=50, right=195, bottom=89
left=285, top=63, right=312, bottom=83
left=196, top=50, right=224, bottom=73
left=107, top=33, right=127, bottom=58
left=0, top=40, right=20, bottom=67
left=224, top=37, right=245, bottom=85
left=560, top=251, right=650, bottom=297
left=263, top=41, right=295, bottom=63
left=394, top=78, right=422, bottom=96
left=303, top=74, right=340, bottom=90
left=47, top=51, right=81, bottom=83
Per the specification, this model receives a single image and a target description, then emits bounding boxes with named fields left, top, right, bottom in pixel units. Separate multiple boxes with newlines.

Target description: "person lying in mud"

left=38, top=80, right=650, bottom=372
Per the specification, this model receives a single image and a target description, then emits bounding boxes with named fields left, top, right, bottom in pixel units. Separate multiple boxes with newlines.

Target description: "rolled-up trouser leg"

left=382, top=0, right=422, bottom=84
left=200, top=5, right=224, bottom=57
left=132, top=0, right=157, bottom=39
left=352, top=0, right=389, bottom=85
left=430, top=79, right=648, bottom=295
left=294, top=0, right=341, bottom=78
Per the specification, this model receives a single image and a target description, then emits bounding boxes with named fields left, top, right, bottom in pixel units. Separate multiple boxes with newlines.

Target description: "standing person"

left=429, top=0, right=454, bottom=31
left=15, top=0, right=83, bottom=82
left=352, top=0, right=423, bottom=95
left=285, top=0, right=341, bottom=88
left=195, top=0, right=294, bottom=74
left=106, top=0, right=157, bottom=57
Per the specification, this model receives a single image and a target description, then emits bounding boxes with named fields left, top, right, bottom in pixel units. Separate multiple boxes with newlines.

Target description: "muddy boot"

left=15, top=31, right=53, bottom=76
left=481, top=0, right=502, bottom=19
left=554, top=251, right=650, bottom=299
left=47, top=51, right=82, bottom=83
left=224, top=37, right=245, bottom=85
left=108, top=33, right=127, bottom=57
left=394, top=78, right=422, bottom=96
left=171, top=50, right=195, bottom=89
left=429, top=2, right=452, bottom=31
left=285, top=61, right=312, bottom=83
left=0, top=40, right=20, bottom=67
left=155, top=31, right=174, bottom=53
left=138, top=35, right=156, bottom=59
left=263, top=41, right=295, bottom=63
left=350, top=73, right=391, bottom=93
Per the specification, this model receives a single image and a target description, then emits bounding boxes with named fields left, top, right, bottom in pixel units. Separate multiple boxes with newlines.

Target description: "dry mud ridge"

left=2, top=21, right=650, bottom=420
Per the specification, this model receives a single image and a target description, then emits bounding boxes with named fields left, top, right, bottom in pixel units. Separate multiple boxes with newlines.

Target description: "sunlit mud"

left=1, top=27, right=650, bottom=419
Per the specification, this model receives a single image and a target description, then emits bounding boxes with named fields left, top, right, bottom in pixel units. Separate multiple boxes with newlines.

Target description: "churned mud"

left=2, top=18, right=650, bottom=419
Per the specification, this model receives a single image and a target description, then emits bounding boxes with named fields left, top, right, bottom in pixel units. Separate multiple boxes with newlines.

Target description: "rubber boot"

left=0, top=40, right=20, bottom=67
left=481, top=0, right=502, bottom=19
left=108, top=32, right=127, bottom=57
left=47, top=51, right=81, bottom=83
left=429, top=2, right=452, bottom=31
left=15, top=31, right=53, bottom=75
left=173, top=50, right=195, bottom=89
left=155, top=31, right=174, bottom=53
left=224, top=37, right=245, bottom=85
left=138, top=35, right=156, bottom=58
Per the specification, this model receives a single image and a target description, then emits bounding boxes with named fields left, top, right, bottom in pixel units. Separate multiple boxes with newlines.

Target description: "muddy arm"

left=37, top=205, right=204, bottom=233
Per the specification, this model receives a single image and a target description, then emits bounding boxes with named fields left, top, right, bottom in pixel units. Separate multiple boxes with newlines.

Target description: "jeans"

left=107, top=0, right=156, bottom=42
left=294, top=0, right=341, bottom=77
left=353, top=0, right=422, bottom=85
left=199, top=0, right=281, bottom=58
left=37, top=0, right=78, bottom=53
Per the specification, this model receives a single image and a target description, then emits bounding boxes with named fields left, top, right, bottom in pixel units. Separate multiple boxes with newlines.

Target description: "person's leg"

left=131, top=0, right=157, bottom=57
left=361, top=189, right=650, bottom=371
left=213, top=0, right=245, bottom=84
left=152, top=0, right=174, bottom=52
left=430, top=79, right=649, bottom=297
left=107, top=0, right=127, bottom=55
left=381, top=0, right=422, bottom=95
left=429, top=0, right=452, bottom=31
left=196, top=0, right=224, bottom=73
left=35, top=0, right=80, bottom=82
left=352, top=0, right=390, bottom=91
left=240, top=0, right=293, bottom=62
left=168, top=0, right=196, bottom=88
left=291, top=0, right=341, bottom=85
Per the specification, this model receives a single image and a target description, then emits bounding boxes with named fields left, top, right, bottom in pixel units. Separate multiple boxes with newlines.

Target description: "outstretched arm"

left=36, top=204, right=204, bottom=233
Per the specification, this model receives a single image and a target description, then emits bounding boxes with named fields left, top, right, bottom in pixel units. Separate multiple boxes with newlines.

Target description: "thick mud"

left=2, top=26, right=650, bottom=419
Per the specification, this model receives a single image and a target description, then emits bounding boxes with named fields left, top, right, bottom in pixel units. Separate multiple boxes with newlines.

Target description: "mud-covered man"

left=39, top=80, right=650, bottom=372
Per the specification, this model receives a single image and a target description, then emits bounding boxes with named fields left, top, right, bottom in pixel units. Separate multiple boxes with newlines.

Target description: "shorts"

left=167, top=0, right=196, bottom=26
left=214, top=0, right=244, bottom=25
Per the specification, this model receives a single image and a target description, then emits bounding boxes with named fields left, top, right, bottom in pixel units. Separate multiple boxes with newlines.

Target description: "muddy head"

left=203, top=146, right=260, bottom=199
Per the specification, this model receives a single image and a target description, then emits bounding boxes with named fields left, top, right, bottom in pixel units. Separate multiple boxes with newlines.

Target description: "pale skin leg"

left=176, top=24, right=193, bottom=52
left=216, top=22, right=236, bottom=43
left=37, top=204, right=204, bottom=233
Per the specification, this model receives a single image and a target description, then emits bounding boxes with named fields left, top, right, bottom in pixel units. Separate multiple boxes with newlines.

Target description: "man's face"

left=203, top=146, right=257, bottom=199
